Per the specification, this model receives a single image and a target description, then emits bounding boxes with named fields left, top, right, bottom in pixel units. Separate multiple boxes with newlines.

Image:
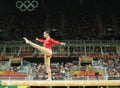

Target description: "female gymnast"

left=23, top=31, right=66, bottom=81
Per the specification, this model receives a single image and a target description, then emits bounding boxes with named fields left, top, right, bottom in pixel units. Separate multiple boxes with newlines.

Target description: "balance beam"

left=1, top=80, right=120, bottom=86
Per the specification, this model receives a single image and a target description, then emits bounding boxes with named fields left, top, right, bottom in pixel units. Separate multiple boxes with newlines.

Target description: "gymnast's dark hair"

left=44, top=30, right=50, bottom=35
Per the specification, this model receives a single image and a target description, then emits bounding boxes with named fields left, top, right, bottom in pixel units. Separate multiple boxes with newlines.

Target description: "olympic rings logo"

left=16, top=0, right=39, bottom=11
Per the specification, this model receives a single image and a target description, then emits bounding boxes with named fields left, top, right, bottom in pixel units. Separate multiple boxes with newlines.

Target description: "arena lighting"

left=107, top=28, right=112, bottom=31
left=16, top=0, right=39, bottom=11
left=52, top=29, right=57, bottom=31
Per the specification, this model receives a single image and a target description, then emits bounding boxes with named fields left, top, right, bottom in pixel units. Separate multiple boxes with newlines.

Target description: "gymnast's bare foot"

left=23, top=37, right=30, bottom=44
left=46, top=78, right=52, bottom=81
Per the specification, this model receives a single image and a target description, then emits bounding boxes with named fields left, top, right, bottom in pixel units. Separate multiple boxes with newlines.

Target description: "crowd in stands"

left=93, top=57, right=120, bottom=80
left=0, top=0, right=120, bottom=81
left=0, top=60, right=30, bottom=79
left=65, top=13, right=97, bottom=40
left=0, top=47, right=3, bottom=55
left=0, top=53, right=120, bottom=80
left=0, top=13, right=45, bottom=41
left=29, top=57, right=120, bottom=80
left=0, top=40, right=119, bottom=58
left=0, top=61, right=9, bottom=71
left=0, top=12, right=120, bottom=41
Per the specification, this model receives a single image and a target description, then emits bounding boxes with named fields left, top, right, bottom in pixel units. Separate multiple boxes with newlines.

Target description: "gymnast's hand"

left=36, top=37, right=39, bottom=41
left=61, top=43, right=66, bottom=46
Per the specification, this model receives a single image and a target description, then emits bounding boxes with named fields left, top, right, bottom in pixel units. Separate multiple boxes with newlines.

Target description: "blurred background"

left=0, top=0, right=120, bottom=41
left=0, top=0, right=120, bottom=88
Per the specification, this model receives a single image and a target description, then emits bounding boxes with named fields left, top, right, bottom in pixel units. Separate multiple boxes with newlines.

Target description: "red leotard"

left=37, top=38, right=61, bottom=49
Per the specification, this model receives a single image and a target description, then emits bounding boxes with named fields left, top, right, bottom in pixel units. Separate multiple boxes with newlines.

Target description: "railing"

left=0, top=52, right=119, bottom=58
left=0, top=40, right=120, bottom=44
left=0, top=40, right=120, bottom=57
